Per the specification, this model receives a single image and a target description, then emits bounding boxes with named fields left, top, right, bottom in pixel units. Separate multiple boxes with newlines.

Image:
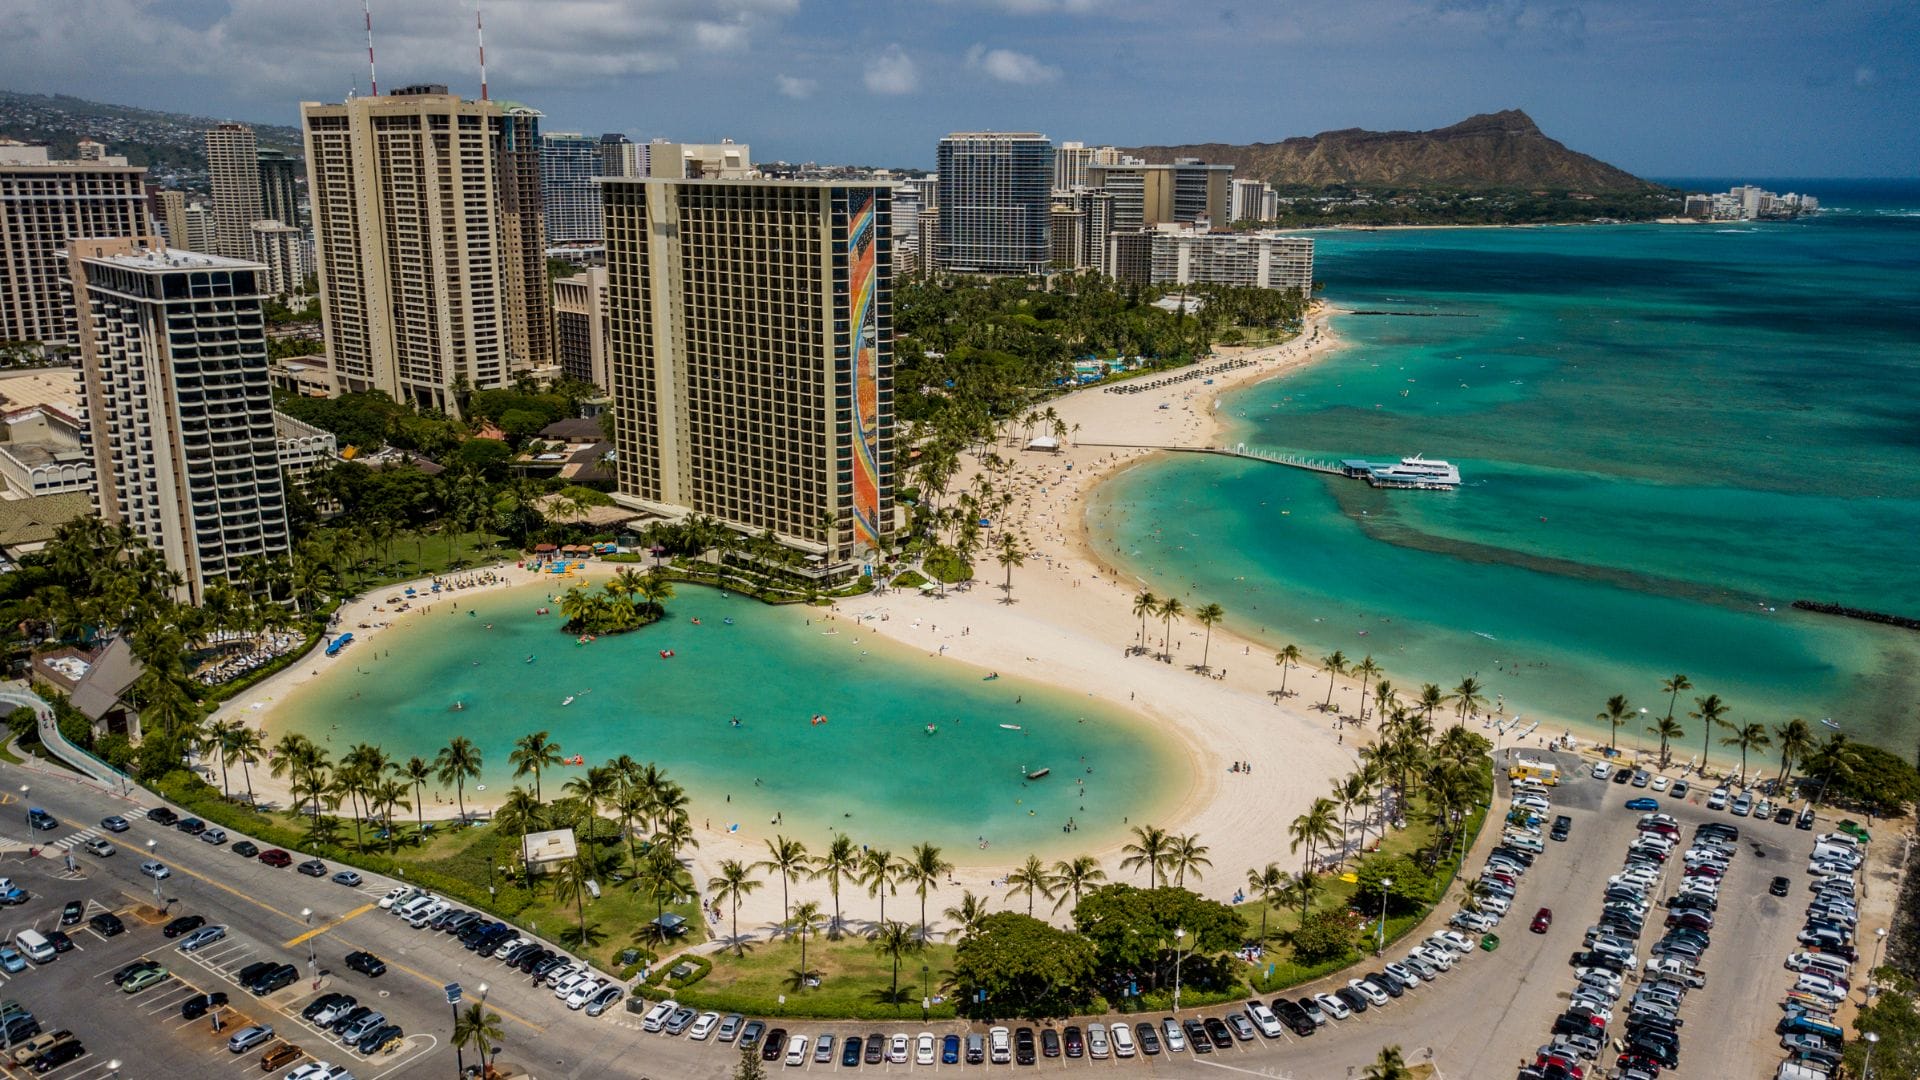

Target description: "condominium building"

left=597, top=133, right=644, bottom=178
left=205, top=123, right=263, bottom=260
left=907, top=175, right=938, bottom=212
left=300, top=84, right=553, bottom=412
left=1088, top=160, right=1233, bottom=230
left=150, top=189, right=190, bottom=249
left=249, top=219, right=307, bottom=296
left=0, top=142, right=148, bottom=349
left=1231, top=178, right=1276, bottom=224
left=67, top=237, right=290, bottom=604
left=541, top=132, right=603, bottom=242
left=602, top=178, right=896, bottom=567
left=1146, top=225, right=1315, bottom=292
left=936, top=132, right=1052, bottom=275
left=256, top=148, right=302, bottom=227
left=183, top=205, right=215, bottom=254
left=1172, top=159, right=1234, bottom=224
left=647, top=140, right=752, bottom=179
left=74, top=139, right=107, bottom=162
left=1049, top=188, right=1114, bottom=275
left=552, top=266, right=608, bottom=388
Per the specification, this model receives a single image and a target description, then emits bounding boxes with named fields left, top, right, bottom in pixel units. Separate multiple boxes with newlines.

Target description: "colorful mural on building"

left=847, top=189, right=884, bottom=553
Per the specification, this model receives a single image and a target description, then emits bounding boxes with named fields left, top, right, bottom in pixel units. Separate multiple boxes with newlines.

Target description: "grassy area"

left=153, top=770, right=704, bottom=974
left=326, top=528, right=511, bottom=594
left=682, top=935, right=962, bottom=1021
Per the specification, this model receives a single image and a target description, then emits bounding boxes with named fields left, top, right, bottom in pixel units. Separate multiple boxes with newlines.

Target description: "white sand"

left=226, top=312, right=1377, bottom=945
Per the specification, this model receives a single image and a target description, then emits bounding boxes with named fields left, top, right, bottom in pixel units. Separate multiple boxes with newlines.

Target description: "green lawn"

left=327, top=528, right=511, bottom=592
left=683, top=935, right=961, bottom=1021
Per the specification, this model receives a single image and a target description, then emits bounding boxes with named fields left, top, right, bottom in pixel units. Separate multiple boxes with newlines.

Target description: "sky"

left=3, top=0, right=1916, bottom=177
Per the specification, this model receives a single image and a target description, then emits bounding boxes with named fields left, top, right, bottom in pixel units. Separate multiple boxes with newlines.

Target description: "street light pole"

left=1376, top=877, right=1394, bottom=956
left=1863, top=1030, right=1879, bottom=1079
left=145, top=839, right=161, bottom=906
left=476, top=983, right=490, bottom=1076
left=303, top=908, right=318, bottom=988
left=446, top=982, right=465, bottom=1080
left=1172, top=927, right=1186, bottom=1013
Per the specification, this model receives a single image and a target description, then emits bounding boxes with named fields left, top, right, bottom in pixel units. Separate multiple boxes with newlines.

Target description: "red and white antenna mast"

left=477, top=10, right=489, bottom=101
left=362, top=0, right=379, bottom=97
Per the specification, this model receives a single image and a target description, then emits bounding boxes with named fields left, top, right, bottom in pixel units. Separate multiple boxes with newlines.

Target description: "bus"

left=1508, top=759, right=1560, bottom=786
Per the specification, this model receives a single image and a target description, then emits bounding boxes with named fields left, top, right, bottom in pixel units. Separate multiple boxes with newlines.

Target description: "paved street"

left=0, top=750, right=1858, bottom=1079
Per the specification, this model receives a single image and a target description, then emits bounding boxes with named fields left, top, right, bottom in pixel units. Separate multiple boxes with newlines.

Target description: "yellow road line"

left=282, top=902, right=376, bottom=948
left=155, top=860, right=308, bottom=925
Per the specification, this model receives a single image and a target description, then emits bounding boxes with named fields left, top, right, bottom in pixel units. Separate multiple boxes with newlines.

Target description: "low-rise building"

left=1146, top=224, right=1315, bottom=292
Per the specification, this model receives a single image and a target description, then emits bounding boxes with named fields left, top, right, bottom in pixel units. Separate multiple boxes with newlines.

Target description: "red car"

left=257, top=848, right=293, bottom=868
left=1531, top=907, right=1553, bottom=934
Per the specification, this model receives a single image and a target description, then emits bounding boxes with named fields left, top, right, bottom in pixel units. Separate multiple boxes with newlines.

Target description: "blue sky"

left=4, top=0, right=1916, bottom=176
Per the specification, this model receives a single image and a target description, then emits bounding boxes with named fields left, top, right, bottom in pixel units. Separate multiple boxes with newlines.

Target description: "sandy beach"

left=224, top=311, right=1383, bottom=942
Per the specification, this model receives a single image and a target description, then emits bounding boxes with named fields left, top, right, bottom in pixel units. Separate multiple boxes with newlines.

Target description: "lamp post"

left=1637, top=708, right=1647, bottom=759
left=1863, top=1030, right=1879, bottom=1079
left=145, top=838, right=162, bottom=906
left=1376, top=877, right=1394, bottom=956
left=1172, top=927, right=1186, bottom=1013
left=446, top=982, right=465, bottom=1080
left=303, top=908, right=318, bottom=988
left=107, top=1061, right=121, bottom=1079
left=477, top=983, right=491, bottom=1076
left=921, top=964, right=931, bottom=1021
left=1868, top=926, right=1888, bottom=1004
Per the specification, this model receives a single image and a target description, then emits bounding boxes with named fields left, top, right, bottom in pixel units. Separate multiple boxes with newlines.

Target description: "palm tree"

left=1288, top=797, right=1343, bottom=875
left=1004, top=854, right=1057, bottom=917
left=754, top=835, right=811, bottom=922
left=1049, top=855, right=1106, bottom=913
left=373, top=778, right=411, bottom=854
left=706, top=860, right=761, bottom=955
left=1598, top=694, right=1632, bottom=754
left=1648, top=715, right=1684, bottom=769
left=1652, top=671, right=1693, bottom=721
left=995, top=533, right=1025, bottom=602
left=496, top=786, right=545, bottom=885
left=1689, top=694, right=1731, bottom=775
left=1246, top=863, right=1287, bottom=940
left=509, top=730, right=564, bottom=802
left=1194, top=603, right=1225, bottom=670
left=861, top=848, right=898, bottom=928
left=1775, top=717, right=1816, bottom=786
left=1449, top=676, right=1487, bottom=721
left=1131, top=591, right=1158, bottom=654
left=1287, top=869, right=1319, bottom=917
left=871, top=920, right=922, bottom=1010
left=1362, top=1044, right=1414, bottom=1080
left=1157, top=597, right=1184, bottom=659
left=903, top=843, right=953, bottom=942
left=811, top=834, right=861, bottom=939
left=942, top=890, right=990, bottom=941
left=224, top=725, right=264, bottom=806
left=1119, top=824, right=1171, bottom=889
left=1723, top=722, right=1772, bottom=785
left=787, top=900, right=823, bottom=984
left=1417, top=683, right=1446, bottom=723
left=1352, top=655, right=1380, bottom=719
left=453, top=1003, right=505, bottom=1076
left=401, top=755, right=432, bottom=837
left=434, top=736, right=483, bottom=822
left=1810, top=734, right=1862, bottom=807
left=1273, top=644, right=1302, bottom=698
left=1166, top=833, right=1212, bottom=886
left=1319, top=650, right=1349, bottom=711
left=562, top=765, right=618, bottom=833
left=550, top=851, right=596, bottom=945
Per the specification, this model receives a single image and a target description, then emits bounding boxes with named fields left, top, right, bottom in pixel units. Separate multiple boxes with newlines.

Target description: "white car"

left=784, top=1035, right=810, bottom=1066
left=1245, top=1002, right=1284, bottom=1037
left=376, top=886, right=413, bottom=909
left=1086, top=1022, right=1110, bottom=1058
left=570, top=981, right=612, bottom=1012
left=1383, top=961, right=1422, bottom=988
left=140, top=860, right=170, bottom=880
left=408, top=901, right=450, bottom=928
left=888, top=1033, right=909, bottom=1063
left=1313, top=992, right=1351, bottom=1020
left=1348, top=978, right=1389, bottom=1007
left=1109, top=1020, right=1136, bottom=1058
left=1410, top=945, right=1451, bottom=971
left=287, top=1064, right=337, bottom=1080
left=1591, top=761, right=1613, bottom=780
left=1650, top=775, right=1670, bottom=792
left=915, top=1032, right=936, bottom=1065
left=1433, top=930, right=1474, bottom=953
left=641, top=1000, right=675, bottom=1032
left=546, top=964, right=581, bottom=989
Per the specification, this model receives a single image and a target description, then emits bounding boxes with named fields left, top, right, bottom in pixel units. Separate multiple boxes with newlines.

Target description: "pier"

left=1079, top=443, right=1459, bottom=488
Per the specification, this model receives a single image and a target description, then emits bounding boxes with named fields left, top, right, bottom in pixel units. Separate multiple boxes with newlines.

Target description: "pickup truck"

left=0, top=879, right=27, bottom=906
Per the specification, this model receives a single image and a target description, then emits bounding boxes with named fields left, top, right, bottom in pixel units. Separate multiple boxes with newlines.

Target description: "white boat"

left=1364, top=455, right=1462, bottom=490
left=999, top=723, right=1023, bottom=731
left=561, top=696, right=575, bottom=706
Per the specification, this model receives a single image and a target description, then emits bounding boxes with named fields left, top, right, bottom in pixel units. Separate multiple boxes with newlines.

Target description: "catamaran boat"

left=1362, top=455, right=1461, bottom=490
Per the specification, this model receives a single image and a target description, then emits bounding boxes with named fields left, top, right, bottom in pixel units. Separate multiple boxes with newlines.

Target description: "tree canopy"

left=950, top=912, right=1099, bottom=1021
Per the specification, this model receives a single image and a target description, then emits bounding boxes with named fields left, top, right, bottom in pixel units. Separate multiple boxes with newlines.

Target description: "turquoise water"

left=267, top=583, right=1181, bottom=858
left=1090, top=182, right=1920, bottom=754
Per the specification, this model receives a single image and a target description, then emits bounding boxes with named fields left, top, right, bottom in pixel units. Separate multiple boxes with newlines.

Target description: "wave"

left=1714, top=228, right=1759, bottom=234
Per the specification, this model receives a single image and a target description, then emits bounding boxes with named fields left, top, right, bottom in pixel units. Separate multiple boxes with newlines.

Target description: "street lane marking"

left=383, top=954, right=545, bottom=1034
left=143, top=860, right=308, bottom=926
left=282, top=903, right=375, bottom=948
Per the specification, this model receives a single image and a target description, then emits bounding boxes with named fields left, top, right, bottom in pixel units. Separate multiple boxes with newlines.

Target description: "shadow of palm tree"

left=561, top=921, right=609, bottom=951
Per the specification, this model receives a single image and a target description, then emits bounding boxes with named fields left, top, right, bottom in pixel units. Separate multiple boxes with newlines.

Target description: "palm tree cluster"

left=1125, top=592, right=1231, bottom=668
left=556, top=567, right=674, bottom=635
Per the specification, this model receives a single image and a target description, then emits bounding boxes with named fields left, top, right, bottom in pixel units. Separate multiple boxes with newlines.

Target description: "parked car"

left=232, top=840, right=260, bottom=858
left=1532, top=908, right=1554, bottom=933
left=344, top=951, right=386, bottom=977
left=257, top=848, right=292, bottom=868
left=1625, top=797, right=1660, bottom=812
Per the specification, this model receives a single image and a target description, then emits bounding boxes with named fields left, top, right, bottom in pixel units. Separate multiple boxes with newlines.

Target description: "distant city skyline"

left=2, top=0, right=1915, bottom=177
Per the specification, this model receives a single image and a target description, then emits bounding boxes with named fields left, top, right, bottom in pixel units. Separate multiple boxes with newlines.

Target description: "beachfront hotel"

left=601, top=178, right=897, bottom=571
left=0, top=141, right=150, bottom=351
left=299, top=84, right=552, bottom=413
left=204, top=122, right=263, bottom=261
left=67, top=237, right=290, bottom=604
left=935, top=132, right=1053, bottom=275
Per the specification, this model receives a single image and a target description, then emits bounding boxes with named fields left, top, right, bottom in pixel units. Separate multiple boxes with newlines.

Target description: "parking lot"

left=0, top=748, right=1882, bottom=1079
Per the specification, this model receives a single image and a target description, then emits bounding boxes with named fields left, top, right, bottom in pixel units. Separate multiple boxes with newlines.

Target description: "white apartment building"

left=249, top=219, right=307, bottom=296
left=0, top=142, right=148, bottom=349
left=1147, top=225, right=1315, bottom=292
left=67, top=237, right=290, bottom=604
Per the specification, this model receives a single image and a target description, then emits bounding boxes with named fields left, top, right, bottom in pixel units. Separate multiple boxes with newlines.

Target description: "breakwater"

left=1791, top=600, right=1920, bottom=632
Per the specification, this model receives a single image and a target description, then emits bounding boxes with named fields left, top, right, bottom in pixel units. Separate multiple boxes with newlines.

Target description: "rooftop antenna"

left=476, top=9, right=489, bottom=101
left=362, top=0, right=379, bottom=97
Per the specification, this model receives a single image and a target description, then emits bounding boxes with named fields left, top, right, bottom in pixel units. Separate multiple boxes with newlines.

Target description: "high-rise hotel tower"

left=602, top=179, right=896, bottom=569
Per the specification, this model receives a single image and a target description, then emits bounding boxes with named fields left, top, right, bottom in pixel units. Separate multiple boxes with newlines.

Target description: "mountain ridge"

left=1124, top=110, right=1659, bottom=192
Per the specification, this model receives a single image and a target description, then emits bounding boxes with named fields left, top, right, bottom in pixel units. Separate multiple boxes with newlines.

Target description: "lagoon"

left=264, top=581, right=1183, bottom=859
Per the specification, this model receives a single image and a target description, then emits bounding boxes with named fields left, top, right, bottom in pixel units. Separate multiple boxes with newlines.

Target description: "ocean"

left=1089, top=179, right=1920, bottom=759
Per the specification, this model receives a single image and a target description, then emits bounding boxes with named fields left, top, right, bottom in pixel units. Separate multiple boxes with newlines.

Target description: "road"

left=0, top=749, right=1830, bottom=1079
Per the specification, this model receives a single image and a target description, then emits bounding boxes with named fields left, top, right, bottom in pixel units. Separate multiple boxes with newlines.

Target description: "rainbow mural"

left=847, top=190, right=883, bottom=553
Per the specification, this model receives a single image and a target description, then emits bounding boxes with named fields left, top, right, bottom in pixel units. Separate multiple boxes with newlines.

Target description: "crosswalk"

left=51, top=827, right=104, bottom=852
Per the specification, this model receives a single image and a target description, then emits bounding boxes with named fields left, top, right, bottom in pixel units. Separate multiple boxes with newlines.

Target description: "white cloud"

left=776, top=74, right=817, bottom=99
left=1854, top=65, right=1877, bottom=87
left=864, top=45, right=920, bottom=95
left=964, top=44, right=1061, bottom=85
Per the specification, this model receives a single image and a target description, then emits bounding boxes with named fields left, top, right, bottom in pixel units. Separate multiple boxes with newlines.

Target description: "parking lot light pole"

left=145, top=839, right=161, bottom=905
left=1863, top=1030, right=1878, bottom=1079
left=303, top=908, right=319, bottom=987
left=1376, top=877, right=1394, bottom=955
left=446, top=982, right=464, bottom=1079
left=107, top=1060, right=121, bottom=1079
left=1172, top=927, right=1186, bottom=1013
